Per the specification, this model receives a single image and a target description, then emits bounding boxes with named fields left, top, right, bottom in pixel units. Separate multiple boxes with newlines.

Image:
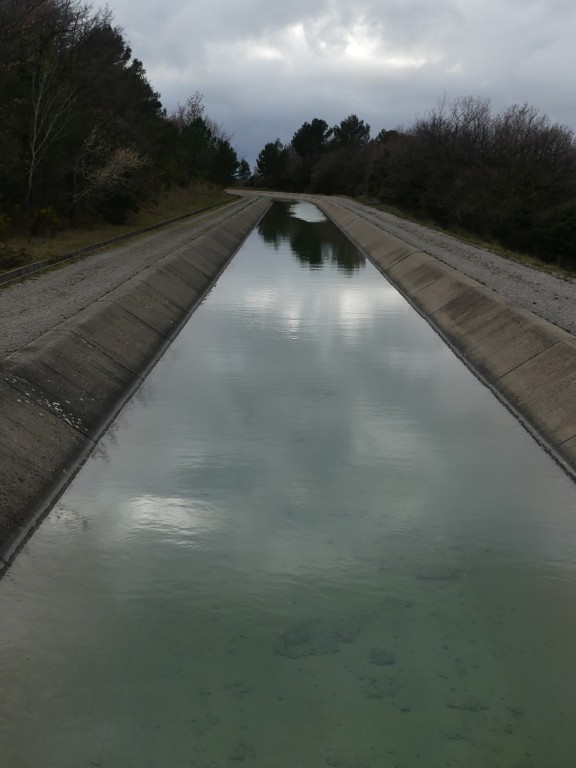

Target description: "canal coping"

left=0, top=196, right=272, bottom=571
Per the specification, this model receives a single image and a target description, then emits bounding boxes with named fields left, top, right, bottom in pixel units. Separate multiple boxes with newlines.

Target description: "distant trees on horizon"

left=254, top=98, right=576, bottom=269
left=2, top=1, right=575, bottom=271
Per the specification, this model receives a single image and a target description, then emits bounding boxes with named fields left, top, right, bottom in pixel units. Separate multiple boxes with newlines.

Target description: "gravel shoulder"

left=0, top=199, right=248, bottom=361
left=333, top=196, right=576, bottom=335
left=2, top=193, right=575, bottom=364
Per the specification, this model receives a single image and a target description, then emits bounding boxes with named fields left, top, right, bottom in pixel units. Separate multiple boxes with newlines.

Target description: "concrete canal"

left=1, top=201, right=576, bottom=767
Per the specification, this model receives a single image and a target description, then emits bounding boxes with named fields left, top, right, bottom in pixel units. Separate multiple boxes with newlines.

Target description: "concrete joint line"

left=493, top=338, right=566, bottom=383
left=372, top=246, right=422, bottom=265
left=367, top=254, right=415, bottom=288
left=558, top=432, right=576, bottom=447
left=427, top=287, right=506, bottom=323
left=402, top=248, right=425, bottom=260
left=425, top=286, right=469, bottom=317
left=101, top=298, right=175, bottom=341
left=62, top=327, right=145, bottom=376
left=389, top=253, right=442, bottom=282
left=132, top=278, right=190, bottom=312
left=385, top=251, right=411, bottom=268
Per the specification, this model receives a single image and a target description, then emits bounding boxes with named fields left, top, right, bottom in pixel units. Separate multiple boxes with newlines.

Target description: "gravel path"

left=1, top=194, right=575, bottom=363
left=0, top=199, right=250, bottom=361
left=332, top=196, right=576, bottom=335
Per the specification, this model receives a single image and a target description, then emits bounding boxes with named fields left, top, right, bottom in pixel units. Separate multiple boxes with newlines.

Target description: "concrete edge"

left=314, top=198, right=576, bottom=480
left=0, top=196, right=271, bottom=569
left=0, top=197, right=246, bottom=287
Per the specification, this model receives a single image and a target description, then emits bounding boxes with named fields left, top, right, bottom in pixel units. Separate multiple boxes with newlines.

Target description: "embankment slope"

left=0, top=196, right=270, bottom=565
left=314, top=196, right=576, bottom=478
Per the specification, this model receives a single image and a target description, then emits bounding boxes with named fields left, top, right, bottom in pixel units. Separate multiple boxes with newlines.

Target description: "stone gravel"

left=0, top=200, right=249, bottom=361
left=1, top=194, right=575, bottom=363
left=333, top=196, right=576, bottom=335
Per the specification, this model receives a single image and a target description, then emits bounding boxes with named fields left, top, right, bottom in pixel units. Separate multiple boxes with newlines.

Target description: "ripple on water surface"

left=1, top=202, right=576, bottom=767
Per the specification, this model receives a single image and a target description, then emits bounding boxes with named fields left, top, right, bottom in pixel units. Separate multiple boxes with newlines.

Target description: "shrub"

left=0, top=213, right=12, bottom=240
left=30, top=206, right=61, bottom=236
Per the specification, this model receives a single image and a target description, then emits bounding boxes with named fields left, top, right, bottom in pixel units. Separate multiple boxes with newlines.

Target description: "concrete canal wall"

left=314, top=197, right=576, bottom=478
left=2, top=189, right=575, bottom=566
left=0, top=196, right=271, bottom=564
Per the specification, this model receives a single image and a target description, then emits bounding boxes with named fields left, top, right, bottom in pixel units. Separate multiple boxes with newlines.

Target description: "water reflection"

left=2, top=202, right=576, bottom=768
left=258, top=201, right=365, bottom=273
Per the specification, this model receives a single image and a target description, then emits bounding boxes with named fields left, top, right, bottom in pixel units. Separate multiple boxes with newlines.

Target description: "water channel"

left=1, top=202, right=576, bottom=767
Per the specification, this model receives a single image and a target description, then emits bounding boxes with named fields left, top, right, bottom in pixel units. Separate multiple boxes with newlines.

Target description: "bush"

left=0, top=213, right=12, bottom=240
left=95, top=191, right=137, bottom=225
left=527, top=200, right=576, bottom=268
left=30, top=206, right=61, bottom=236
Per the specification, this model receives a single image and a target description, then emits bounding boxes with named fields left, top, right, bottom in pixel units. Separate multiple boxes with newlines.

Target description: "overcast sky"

left=106, top=0, right=575, bottom=166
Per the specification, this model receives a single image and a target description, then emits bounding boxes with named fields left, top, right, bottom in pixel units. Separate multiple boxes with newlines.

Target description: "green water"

left=1, top=201, right=576, bottom=768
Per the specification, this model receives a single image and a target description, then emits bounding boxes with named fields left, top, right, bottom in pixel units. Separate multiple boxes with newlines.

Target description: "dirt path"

left=0, top=199, right=250, bottom=360
left=331, top=196, right=576, bottom=335
left=3, top=193, right=576, bottom=363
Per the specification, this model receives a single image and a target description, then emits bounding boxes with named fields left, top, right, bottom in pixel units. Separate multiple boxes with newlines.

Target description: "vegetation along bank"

left=0, top=0, right=251, bottom=271
left=253, top=102, right=576, bottom=273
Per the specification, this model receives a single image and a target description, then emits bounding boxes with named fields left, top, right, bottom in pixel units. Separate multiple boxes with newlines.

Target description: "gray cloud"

left=109, top=0, right=576, bottom=165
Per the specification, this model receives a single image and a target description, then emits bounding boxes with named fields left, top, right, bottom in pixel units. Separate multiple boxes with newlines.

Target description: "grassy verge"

left=0, top=184, right=237, bottom=274
left=357, top=197, right=576, bottom=280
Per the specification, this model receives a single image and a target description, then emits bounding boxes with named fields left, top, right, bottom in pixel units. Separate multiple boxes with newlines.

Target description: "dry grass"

left=6, top=187, right=572, bottom=281
left=0, top=184, right=237, bottom=272
left=359, top=197, right=576, bottom=279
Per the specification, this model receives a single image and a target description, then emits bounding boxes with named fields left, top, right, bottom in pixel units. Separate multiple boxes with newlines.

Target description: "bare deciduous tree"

left=26, top=52, right=76, bottom=208
left=72, top=126, right=149, bottom=205
left=169, top=91, right=205, bottom=135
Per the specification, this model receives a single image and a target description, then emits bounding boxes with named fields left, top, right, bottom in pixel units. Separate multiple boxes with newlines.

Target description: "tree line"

left=0, top=0, right=248, bottom=237
left=254, top=98, right=576, bottom=269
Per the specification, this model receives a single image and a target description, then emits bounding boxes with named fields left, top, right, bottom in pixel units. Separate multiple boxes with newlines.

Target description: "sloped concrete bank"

left=313, top=196, right=576, bottom=478
left=0, top=196, right=271, bottom=566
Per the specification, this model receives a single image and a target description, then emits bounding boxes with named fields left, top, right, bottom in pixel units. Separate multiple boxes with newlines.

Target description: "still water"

left=1, top=202, right=576, bottom=768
